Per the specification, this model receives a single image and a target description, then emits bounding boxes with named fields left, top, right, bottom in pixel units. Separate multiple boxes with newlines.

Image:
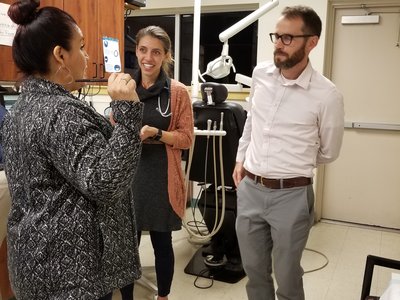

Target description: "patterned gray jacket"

left=1, top=77, right=143, bottom=300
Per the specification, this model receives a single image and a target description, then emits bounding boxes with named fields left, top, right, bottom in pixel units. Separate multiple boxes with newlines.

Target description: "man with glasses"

left=232, top=6, right=344, bottom=300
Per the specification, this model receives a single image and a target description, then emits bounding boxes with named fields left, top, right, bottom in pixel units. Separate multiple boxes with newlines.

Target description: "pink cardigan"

left=166, top=80, right=194, bottom=218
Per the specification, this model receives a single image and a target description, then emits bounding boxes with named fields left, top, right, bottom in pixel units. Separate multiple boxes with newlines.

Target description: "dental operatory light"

left=199, top=0, right=279, bottom=83
left=199, top=42, right=236, bottom=82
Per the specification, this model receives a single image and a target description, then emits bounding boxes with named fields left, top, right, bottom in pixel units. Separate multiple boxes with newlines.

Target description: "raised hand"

left=107, top=73, right=139, bottom=102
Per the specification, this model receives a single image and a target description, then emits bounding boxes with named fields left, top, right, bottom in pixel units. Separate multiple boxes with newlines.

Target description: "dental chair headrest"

left=200, top=82, right=228, bottom=105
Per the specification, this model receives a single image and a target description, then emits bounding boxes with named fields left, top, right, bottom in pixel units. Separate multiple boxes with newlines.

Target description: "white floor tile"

left=110, top=220, right=400, bottom=300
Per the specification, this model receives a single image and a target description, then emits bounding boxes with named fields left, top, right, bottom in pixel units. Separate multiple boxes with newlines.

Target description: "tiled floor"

left=110, top=219, right=400, bottom=300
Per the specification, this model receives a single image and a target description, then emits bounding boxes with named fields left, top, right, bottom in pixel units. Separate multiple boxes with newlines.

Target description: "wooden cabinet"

left=63, top=0, right=100, bottom=80
left=0, top=1, right=125, bottom=82
left=64, top=0, right=124, bottom=81
left=0, top=0, right=64, bottom=81
left=0, top=0, right=17, bottom=82
left=41, top=0, right=63, bottom=8
left=98, top=0, right=125, bottom=79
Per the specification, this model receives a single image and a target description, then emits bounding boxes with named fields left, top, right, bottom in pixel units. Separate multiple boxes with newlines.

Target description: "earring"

left=63, top=66, right=74, bottom=85
left=54, top=65, right=74, bottom=85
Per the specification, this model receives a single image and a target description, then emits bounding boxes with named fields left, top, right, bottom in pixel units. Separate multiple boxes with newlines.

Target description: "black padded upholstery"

left=189, top=83, right=246, bottom=187
left=200, top=82, right=229, bottom=105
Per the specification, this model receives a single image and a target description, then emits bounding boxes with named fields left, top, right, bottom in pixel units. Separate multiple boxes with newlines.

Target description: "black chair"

left=184, top=82, right=247, bottom=283
left=189, top=82, right=246, bottom=187
left=361, top=254, right=400, bottom=300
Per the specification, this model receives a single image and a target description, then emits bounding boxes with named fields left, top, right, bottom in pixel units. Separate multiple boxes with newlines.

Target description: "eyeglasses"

left=269, top=33, right=315, bottom=46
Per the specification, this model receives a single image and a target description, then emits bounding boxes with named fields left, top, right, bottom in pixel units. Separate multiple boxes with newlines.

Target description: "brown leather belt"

left=245, top=170, right=312, bottom=189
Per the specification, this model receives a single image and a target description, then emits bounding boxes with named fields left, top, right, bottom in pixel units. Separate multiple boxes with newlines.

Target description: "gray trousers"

left=236, top=176, right=314, bottom=300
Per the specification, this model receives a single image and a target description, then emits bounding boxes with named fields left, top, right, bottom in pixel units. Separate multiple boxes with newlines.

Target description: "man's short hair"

left=281, top=6, right=322, bottom=37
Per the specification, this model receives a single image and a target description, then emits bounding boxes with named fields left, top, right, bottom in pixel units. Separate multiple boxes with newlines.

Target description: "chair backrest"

left=189, top=82, right=246, bottom=187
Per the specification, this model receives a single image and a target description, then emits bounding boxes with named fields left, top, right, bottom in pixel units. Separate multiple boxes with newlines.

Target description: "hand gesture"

left=107, top=73, right=139, bottom=101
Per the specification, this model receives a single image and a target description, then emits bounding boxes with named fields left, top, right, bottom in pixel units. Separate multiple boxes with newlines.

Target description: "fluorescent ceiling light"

left=341, top=15, right=380, bottom=24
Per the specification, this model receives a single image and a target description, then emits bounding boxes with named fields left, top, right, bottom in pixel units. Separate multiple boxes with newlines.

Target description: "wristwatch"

left=153, top=128, right=163, bottom=141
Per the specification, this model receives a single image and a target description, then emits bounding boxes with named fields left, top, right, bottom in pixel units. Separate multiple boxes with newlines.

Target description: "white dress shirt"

left=236, top=61, right=344, bottom=178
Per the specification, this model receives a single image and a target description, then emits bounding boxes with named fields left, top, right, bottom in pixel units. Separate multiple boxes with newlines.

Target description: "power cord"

left=193, top=269, right=214, bottom=289
left=188, top=184, right=208, bottom=236
left=303, top=247, right=329, bottom=273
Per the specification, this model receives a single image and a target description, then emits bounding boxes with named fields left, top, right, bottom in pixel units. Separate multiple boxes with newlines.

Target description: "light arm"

left=201, top=0, right=279, bottom=81
left=219, top=0, right=279, bottom=43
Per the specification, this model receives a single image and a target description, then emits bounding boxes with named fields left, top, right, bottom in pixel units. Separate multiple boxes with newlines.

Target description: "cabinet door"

left=97, top=0, right=125, bottom=79
left=63, top=0, right=99, bottom=79
left=41, top=0, right=63, bottom=8
left=64, top=0, right=124, bottom=81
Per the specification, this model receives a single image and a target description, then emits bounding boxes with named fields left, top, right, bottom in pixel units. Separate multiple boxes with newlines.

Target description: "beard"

left=274, top=43, right=306, bottom=69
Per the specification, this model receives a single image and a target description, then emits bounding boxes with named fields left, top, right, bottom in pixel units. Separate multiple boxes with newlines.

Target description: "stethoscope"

left=156, top=78, right=171, bottom=118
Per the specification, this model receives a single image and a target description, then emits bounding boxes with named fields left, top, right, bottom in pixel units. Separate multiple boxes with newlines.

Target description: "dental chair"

left=184, top=82, right=247, bottom=283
